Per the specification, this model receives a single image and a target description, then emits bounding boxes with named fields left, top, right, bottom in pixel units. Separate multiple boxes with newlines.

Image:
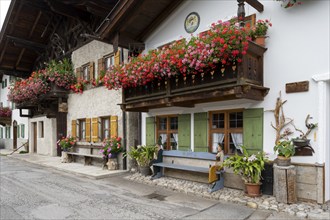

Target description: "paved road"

left=0, top=156, right=298, bottom=220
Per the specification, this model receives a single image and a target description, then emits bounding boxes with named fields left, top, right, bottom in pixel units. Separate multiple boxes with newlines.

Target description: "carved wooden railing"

left=122, top=41, right=268, bottom=111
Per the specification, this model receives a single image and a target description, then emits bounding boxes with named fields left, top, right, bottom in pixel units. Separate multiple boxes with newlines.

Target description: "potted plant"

left=274, top=139, right=295, bottom=166
left=223, top=146, right=268, bottom=197
left=292, top=114, right=317, bottom=147
left=100, top=136, right=123, bottom=170
left=57, top=136, right=77, bottom=163
left=128, top=145, right=157, bottom=176
left=250, top=19, right=272, bottom=47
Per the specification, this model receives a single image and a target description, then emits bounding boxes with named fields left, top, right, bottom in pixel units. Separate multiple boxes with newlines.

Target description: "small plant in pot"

left=274, top=139, right=295, bottom=166
left=128, top=145, right=157, bottom=176
left=57, top=136, right=77, bottom=163
left=223, top=146, right=268, bottom=197
left=292, top=114, right=317, bottom=147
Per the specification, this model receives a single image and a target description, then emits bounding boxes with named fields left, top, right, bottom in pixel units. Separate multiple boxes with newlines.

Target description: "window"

left=100, top=117, right=110, bottom=141
left=5, top=126, right=10, bottom=139
left=77, top=119, right=86, bottom=141
left=21, top=124, right=25, bottom=138
left=39, top=122, right=44, bottom=138
left=156, top=115, right=178, bottom=150
left=0, top=127, right=3, bottom=139
left=17, top=125, right=20, bottom=138
left=209, top=110, right=243, bottom=154
left=82, top=65, right=90, bottom=81
left=104, top=54, right=115, bottom=70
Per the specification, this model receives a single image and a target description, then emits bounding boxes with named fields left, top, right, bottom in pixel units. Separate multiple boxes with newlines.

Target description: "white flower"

left=248, top=154, right=257, bottom=162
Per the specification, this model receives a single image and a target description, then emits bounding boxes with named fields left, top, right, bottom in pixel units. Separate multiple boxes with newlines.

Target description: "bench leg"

left=85, top=157, right=92, bottom=166
left=209, top=173, right=224, bottom=193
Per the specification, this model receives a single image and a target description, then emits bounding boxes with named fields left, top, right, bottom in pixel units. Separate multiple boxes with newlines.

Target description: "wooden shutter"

left=194, top=112, right=208, bottom=152
left=75, top=67, right=82, bottom=79
left=98, top=58, right=105, bottom=75
left=86, top=118, right=91, bottom=142
left=89, top=62, right=95, bottom=80
left=243, top=108, right=263, bottom=154
left=92, top=118, right=99, bottom=142
left=17, top=125, right=20, bottom=138
left=110, top=115, right=118, bottom=137
left=114, top=50, right=120, bottom=66
left=71, top=120, right=77, bottom=138
left=178, top=114, right=191, bottom=151
left=146, top=117, right=155, bottom=145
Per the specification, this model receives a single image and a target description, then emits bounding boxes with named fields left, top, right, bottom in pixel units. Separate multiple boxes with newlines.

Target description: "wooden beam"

left=45, top=0, right=91, bottom=22
left=245, top=0, right=264, bottom=12
left=7, top=35, right=47, bottom=51
left=0, top=68, right=31, bottom=78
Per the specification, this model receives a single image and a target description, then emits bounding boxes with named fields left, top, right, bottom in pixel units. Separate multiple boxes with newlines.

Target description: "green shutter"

left=0, top=127, right=3, bottom=138
left=178, top=114, right=191, bottom=151
left=243, top=108, right=263, bottom=154
left=21, top=124, right=25, bottom=138
left=194, top=112, right=208, bottom=152
left=146, top=117, right=155, bottom=145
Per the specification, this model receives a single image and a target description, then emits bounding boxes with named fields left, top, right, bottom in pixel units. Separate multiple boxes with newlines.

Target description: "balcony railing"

left=121, top=41, right=269, bottom=112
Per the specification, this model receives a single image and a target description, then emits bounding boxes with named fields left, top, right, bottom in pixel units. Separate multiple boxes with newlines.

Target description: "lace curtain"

left=212, top=133, right=225, bottom=153
left=231, top=133, right=243, bottom=153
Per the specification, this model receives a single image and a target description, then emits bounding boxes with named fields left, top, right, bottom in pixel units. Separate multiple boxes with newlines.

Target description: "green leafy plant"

left=274, top=140, right=295, bottom=158
left=250, top=19, right=272, bottom=38
left=57, top=136, right=77, bottom=152
left=127, top=145, right=157, bottom=167
left=224, top=146, right=267, bottom=184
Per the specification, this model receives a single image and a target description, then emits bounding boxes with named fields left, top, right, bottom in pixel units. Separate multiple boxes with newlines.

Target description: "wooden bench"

left=67, top=144, right=104, bottom=166
left=152, top=150, right=225, bottom=192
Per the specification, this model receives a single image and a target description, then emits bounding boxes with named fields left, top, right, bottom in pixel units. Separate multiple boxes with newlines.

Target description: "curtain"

left=212, top=133, right=225, bottom=153
left=171, top=133, right=178, bottom=150
left=159, top=134, right=167, bottom=147
left=231, top=133, right=243, bottom=153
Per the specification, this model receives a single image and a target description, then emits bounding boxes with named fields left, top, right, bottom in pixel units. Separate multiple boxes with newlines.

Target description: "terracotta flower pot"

left=255, top=36, right=266, bottom=47
left=245, top=182, right=262, bottom=197
left=277, top=156, right=291, bottom=166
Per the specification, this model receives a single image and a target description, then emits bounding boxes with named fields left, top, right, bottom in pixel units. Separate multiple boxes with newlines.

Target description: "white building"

left=0, top=74, right=29, bottom=150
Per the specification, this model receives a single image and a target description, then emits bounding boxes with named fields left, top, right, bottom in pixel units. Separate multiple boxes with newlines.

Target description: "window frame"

left=77, top=119, right=86, bottom=141
left=156, top=115, right=178, bottom=150
left=100, top=116, right=110, bottom=141
left=208, top=109, right=243, bottom=155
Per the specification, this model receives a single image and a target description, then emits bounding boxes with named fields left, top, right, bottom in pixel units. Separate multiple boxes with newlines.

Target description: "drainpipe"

left=122, top=110, right=127, bottom=170
left=138, top=112, right=142, bottom=145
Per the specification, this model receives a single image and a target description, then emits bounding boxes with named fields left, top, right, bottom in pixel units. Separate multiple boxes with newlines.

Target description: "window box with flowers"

left=0, top=107, right=12, bottom=126
left=224, top=146, right=268, bottom=197
left=99, top=136, right=123, bottom=170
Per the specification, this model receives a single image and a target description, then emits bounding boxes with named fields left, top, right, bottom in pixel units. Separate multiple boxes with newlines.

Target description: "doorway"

left=32, top=122, right=37, bottom=153
left=13, top=120, right=17, bottom=149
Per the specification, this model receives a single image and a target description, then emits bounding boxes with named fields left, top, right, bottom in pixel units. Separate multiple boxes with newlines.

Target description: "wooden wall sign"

left=286, top=81, right=309, bottom=93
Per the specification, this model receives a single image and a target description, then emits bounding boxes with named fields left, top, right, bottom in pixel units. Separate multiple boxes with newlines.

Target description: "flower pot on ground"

left=99, top=136, right=123, bottom=170
left=128, top=145, right=157, bottom=176
left=224, top=146, right=267, bottom=197
left=274, top=140, right=295, bottom=166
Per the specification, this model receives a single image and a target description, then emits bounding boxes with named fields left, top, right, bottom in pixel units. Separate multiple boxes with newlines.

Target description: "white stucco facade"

left=0, top=74, right=29, bottom=150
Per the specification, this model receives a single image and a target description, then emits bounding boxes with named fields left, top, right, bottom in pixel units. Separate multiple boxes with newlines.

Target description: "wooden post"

left=274, top=164, right=297, bottom=204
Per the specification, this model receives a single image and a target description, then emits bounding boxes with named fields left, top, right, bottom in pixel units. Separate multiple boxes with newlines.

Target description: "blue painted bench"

left=152, top=150, right=225, bottom=192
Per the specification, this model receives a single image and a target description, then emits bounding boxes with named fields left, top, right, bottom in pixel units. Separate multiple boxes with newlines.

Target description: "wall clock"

left=184, top=12, right=200, bottom=33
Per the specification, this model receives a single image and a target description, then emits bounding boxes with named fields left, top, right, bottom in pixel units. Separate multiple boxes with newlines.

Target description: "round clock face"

left=184, top=12, right=200, bottom=33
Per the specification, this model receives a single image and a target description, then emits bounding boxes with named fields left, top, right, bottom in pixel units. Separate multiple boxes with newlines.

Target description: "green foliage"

left=57, top=136, right=77, bottom=151
left=274, top=140, right=295, bottom=158
left=19, top=150, right=28, bottom=154
left=223, top=146, right=267, bottom=184
left=127, top=145, right=157, bottom=167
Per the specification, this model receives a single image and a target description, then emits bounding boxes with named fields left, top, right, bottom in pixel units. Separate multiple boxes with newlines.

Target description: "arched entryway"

left=13, top=120, right=17, bottom=149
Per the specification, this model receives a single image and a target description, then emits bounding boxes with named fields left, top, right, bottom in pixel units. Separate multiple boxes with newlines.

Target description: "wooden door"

left=56, top=112, right=67, bottom=156
left=13, top=124, right=17, bottom=150
left=33, top=122, right=37, bottom=153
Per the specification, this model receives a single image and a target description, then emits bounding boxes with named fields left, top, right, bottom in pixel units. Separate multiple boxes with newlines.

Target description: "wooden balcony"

left=121, top=41, right=269, bottom=112
left=16, top=83, right=69, bottom=118
left=0, top=116, right=11, bottom=126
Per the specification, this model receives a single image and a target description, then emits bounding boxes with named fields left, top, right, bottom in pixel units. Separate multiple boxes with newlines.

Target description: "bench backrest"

left=162, top=150, right=216, bottom=168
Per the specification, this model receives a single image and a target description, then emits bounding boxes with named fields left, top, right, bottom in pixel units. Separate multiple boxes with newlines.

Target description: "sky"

left=0, top=0, right=11, bottom=31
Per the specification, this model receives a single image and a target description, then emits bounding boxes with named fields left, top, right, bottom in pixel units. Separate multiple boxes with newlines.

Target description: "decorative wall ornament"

left=184, top=12, right=200, bottom=33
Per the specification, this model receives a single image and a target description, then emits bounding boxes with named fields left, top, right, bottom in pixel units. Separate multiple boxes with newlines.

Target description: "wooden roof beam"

left=45, top=0, right=91, bottom=22
left=7, top=35, right=46, bottom=51
left=245, top=0, right=264, bottom=12
left=0, top=68, right=30, bottom=78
